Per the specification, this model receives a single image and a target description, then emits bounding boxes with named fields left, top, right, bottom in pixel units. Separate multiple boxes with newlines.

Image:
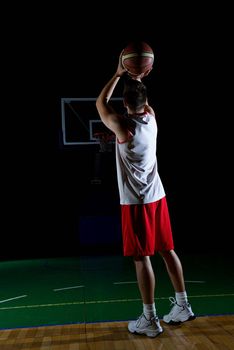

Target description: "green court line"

left=1, top=293, right=233, bottom=311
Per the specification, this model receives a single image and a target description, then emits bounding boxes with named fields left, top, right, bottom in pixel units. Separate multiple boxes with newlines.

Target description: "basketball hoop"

left=94, top=132, right=115, bottom=152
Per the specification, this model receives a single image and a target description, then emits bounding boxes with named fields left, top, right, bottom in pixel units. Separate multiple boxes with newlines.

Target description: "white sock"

left=143, top=303, right=156, bottom=320
left=175, top=291, right=188, bottom=306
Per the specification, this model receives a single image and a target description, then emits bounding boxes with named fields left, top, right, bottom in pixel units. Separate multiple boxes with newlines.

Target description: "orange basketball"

left=121, top=41, right=154, bottom=76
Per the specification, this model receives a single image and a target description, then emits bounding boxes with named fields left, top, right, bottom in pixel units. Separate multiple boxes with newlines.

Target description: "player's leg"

left=159, top=249, right=185, bottom=292
left=160, top=250, right=196, bottom=324
left=134, top=256, right=155, bottom=304
left=121, top=203, right=163, bottom=337
left=128, top=255, right=163, bottom=337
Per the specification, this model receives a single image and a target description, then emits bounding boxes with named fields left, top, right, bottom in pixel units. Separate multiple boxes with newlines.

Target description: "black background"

left=2, top=4, right=232, bottom=259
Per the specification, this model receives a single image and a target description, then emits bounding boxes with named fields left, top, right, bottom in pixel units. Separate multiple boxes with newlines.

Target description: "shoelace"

left=167, top=296, right=183, bottom=315
left=136, top=314, right=145, bottom=327
left=136, top=314, right=156, bottom=327
left=169, top=296, right=177, bottom=306
left=169, top=296, right=187, bottom=308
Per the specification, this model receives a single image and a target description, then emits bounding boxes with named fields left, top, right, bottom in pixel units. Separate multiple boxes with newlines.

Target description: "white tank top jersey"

left=115, top=112, right=165, bottom=205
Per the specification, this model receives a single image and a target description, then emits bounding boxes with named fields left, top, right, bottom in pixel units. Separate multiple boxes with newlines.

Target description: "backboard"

left=61, top=97, right=124, bottom=146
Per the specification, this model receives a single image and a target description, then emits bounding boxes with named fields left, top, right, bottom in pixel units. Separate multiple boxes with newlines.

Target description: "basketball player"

left=96, top=52, right=195, bottom=337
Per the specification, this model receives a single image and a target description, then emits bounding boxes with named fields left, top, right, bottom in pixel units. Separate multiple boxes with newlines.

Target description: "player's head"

left=123, top=77, right=147, bottom=112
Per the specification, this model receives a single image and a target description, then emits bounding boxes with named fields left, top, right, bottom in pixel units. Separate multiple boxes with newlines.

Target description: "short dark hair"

left=123, top=78, right=147, bottom=111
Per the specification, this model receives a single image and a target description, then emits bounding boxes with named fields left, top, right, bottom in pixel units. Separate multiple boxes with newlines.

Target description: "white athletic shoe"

left=163, top=297, right=196, bottom=324
left=128, top=313, right=163, bottom=338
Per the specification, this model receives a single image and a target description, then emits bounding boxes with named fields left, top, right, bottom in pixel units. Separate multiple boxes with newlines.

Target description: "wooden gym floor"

left=0, top=315, right=234, bottom=349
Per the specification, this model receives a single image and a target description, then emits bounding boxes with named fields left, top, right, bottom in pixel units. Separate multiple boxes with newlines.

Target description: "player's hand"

left=128, top=67, right=153, bottom=81
left=116, top=50, right=127, bottom=77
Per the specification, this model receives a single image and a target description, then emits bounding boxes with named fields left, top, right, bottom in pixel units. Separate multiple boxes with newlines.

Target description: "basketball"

left=121, top=41, right=154, bottom=76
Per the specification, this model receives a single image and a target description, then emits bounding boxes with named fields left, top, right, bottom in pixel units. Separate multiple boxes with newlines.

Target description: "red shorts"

left=121, top=197, right=174, bottom=256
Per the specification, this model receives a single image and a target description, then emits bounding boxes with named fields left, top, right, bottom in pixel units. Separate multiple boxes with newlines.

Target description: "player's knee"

left=133, top=255, right=149, bottom=262
left=159, top=249, right=174, bottom=259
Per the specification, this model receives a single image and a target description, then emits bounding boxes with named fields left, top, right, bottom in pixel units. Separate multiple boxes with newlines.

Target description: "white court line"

left=113, top=281, right=137, bottom=285
left=185, top=280, right=206, bottom=283
left=0, top=295, right=27, bottom=304
left=53, top=285, right=84, bottom=292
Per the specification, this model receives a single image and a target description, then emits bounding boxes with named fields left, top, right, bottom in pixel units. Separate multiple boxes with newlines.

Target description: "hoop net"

left=94, top=132, right=115, bottom=152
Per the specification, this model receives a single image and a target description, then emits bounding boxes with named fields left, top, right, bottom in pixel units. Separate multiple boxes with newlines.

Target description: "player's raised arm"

left=96, top=51, right=126, bottom=135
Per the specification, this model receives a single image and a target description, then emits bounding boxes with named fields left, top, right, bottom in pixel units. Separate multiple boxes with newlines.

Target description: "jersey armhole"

left=117, top=130, right=133, bottom=144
